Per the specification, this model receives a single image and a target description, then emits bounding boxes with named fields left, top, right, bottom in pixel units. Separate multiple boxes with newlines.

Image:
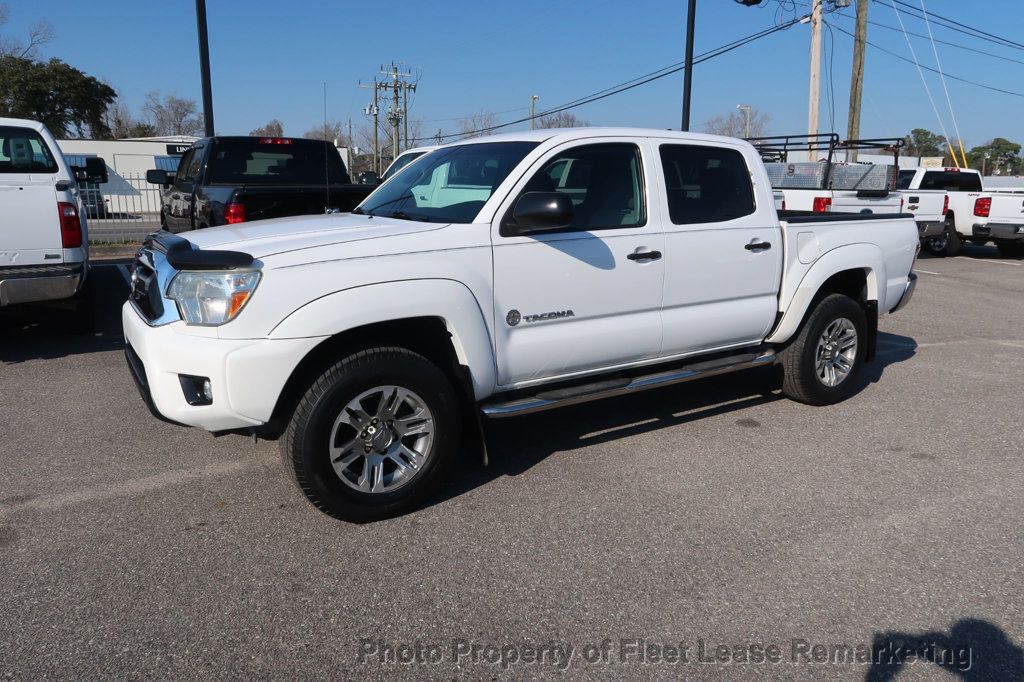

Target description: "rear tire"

left=996, top=241, right=1024, bottom=259
left=779, top=294, right=866, bottom=406
left=280, top=346, right=462, bottom=522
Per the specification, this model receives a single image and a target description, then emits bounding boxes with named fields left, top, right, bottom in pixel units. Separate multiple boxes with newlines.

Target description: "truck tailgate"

left=0, top=180, right=62, bottom=266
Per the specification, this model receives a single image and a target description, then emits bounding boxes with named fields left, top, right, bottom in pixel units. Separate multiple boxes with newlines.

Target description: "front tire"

left=281, top=346, right=462, bottom=522
left=779, top=294, right=866, bottom=406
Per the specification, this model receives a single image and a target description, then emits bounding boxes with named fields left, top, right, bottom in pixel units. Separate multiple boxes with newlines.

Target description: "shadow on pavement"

left=919, top=242, right=1024, bottom=261
left=434, top=330, right=918, bottom=508
left=866, top=619, right=1024, bottom=680
left=0, top=265, right=127, bottom=364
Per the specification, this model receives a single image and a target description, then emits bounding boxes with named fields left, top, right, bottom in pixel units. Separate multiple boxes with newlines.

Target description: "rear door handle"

left=745, top=240, right=772, bottom=252
left=627, top=250, right=662, bottom=262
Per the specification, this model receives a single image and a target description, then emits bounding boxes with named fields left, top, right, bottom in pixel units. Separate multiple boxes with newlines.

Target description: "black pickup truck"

left=146, top=136, right=375, bottom=232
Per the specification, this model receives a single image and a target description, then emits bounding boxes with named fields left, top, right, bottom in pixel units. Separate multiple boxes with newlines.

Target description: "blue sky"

left=7, top=0, right=1024, bottom=148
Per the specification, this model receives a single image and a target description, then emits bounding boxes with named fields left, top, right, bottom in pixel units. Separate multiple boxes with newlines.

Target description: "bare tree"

left=457, top=111, right=499, bottom=139
left=0, top=3, right=54, bottom=59
left=702, top=108, right=771, bottom=139
left=142, top=91, right=204, bottom=136
left=102, top=100, right=156, bottom=139
left=304, top=120, right=347, bottom=144
left=251, top=119, right=285, bottom=137
left=535, top=111, right=590, bottom=129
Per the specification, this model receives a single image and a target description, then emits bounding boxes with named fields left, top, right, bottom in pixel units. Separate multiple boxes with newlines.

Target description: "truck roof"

left=441, top=127, right=753, bottom=149
left=0, top=117, right=47, bottom=132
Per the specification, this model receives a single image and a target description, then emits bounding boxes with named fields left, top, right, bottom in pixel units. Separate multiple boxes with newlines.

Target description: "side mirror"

left=146, top=169, right=168, bottom=185
left=84, top=157, right=108, bottom=184
left=508, top=192, right=574, bottom=235
left=358, top=170, right=380, bottom=185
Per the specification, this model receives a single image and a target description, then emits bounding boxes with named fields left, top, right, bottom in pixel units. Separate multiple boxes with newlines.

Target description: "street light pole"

left=195, top=0, right=215, bottom=137
left=680, top=0, right=697, bottom=131
left=530, top=95, right=540, bottom=130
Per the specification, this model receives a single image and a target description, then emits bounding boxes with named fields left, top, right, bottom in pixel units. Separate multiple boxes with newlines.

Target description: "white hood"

left=181, top=213, right=446, bottom=259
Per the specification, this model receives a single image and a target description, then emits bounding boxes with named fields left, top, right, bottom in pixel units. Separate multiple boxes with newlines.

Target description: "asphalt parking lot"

left=1, top=245, right=1023, bottom=679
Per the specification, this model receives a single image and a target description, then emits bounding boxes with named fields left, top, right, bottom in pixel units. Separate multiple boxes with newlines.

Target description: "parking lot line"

left=972, top=259, right=1022, bottom=267
left=915, top=269, right=941, bottom=275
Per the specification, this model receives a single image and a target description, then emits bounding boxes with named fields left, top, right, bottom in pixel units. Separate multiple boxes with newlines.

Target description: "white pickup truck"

left=122, top=128, right=919, bottom=521
left=896, top=169, right=946, bottom=244
left=900, top=167, right=988, bottom=256
left=0, top=117, right=104, bottom=324
left=971, top=192, right=1024, bottom=258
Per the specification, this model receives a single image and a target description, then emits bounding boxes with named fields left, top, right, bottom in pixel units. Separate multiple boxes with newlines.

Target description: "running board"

left=481, top=349, right=777, bottom=418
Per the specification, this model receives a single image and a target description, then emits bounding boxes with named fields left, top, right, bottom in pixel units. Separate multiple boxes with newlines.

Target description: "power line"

left=411, top=17, right=803, bottom=143
left=877, top=0, right=1024, bottom=53
left=828, top=22, right=1024, bottom=99
left=831, top=12, right=1024, bottom=67
left=918, top=0, right=966, bottom=166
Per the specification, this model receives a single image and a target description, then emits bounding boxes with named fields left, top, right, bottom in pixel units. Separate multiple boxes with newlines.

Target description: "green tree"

left=902, top=128, right=946, bottom=157
left=0, top=56, right=116, bottom=137
left=967, top=138, right=1022, bottom=175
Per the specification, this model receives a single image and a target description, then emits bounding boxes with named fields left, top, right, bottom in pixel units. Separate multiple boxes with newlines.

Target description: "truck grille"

left=128, top=253, right=164, bottom=321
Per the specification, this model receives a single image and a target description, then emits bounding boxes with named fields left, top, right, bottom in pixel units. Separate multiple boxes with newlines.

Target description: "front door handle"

left=627, top=250, right=662, bottom=262
left=745, top=240, right=772, bottom=252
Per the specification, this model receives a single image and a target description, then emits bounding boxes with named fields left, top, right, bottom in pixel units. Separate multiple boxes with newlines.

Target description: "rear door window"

left=0, top=126, right=59, bottom=174
left=659, top=144, right=756, bottom=225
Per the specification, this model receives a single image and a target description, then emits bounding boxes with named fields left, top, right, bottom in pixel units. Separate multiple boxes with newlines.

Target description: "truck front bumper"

left=890, top=273, right=918, bottom=314
left=122, top=302, right=325, bottom=432
left=973, top=223, right=1024, bottom=242
left=916, top=220, right=944, bottom=239
left=0, top=264, right=83, bottom=306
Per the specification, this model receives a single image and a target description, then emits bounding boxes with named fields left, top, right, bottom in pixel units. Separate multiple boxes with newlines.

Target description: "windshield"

left=897, top=170, right=915, bottom=190
left=206, top=138, right=351, bottom=185
left=357, top=141, right=539, bottom=223
left=382, top=150, right=427, bottom=181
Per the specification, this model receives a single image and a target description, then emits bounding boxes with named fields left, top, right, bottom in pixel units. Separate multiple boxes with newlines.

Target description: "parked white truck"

left=0, top=117, right=105, bottom=324
left=899, top=167, right=991, bottom=256
left=971, top=192, right=1024, bottom=258
left=896, top=169, right=946, bottom=243
left=123, top=128, right=919, bottom=521
left=748, top=134, right=905, bottom=216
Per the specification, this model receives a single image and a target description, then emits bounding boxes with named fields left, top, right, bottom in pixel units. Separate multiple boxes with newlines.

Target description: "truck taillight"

left=943, top=194, right=949, bottom=214
left=224, top=202, right=247, bottom=224
left=974, top=197, right=991, bottom=217
left=258, top=137, right=293, bottom=145
left=57, top=202, right=82, bottom=248
left=812, top=197, right=832, bottom=213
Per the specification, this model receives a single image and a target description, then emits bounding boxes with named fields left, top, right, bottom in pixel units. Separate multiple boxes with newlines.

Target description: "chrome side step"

left=481, top=349, right=777, bottom=418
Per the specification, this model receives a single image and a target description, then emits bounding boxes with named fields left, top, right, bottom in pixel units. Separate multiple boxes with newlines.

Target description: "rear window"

left=920, top=171, right=982, bottom=192
left=0, top=126, right=59, bottom=174
left=206, top=139, right=351, bottom=185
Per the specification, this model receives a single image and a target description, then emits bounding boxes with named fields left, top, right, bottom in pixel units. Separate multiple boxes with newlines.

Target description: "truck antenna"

left=323, top=81, right=331, bottom=214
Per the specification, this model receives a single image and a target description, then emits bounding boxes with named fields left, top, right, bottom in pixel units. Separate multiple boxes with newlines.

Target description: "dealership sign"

left=166, top=144, right=192, bottom=155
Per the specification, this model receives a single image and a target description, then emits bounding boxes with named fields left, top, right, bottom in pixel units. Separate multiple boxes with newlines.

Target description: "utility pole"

left=807, top=0, right=823, bottom=143
left=402, top=82, right=416, bottom=152
left=194, top=0, right=215, bottom=136
left=530, top=95, right=540, bottom=130
left=377, top=63, right=416, bottom=163
left=846, top=0, right=869, bottom=161
left=680, top=0, right=697, bottom=131
left=359, top=79, right=380, bottom=174
left=737, top=104, right=752, bottom=138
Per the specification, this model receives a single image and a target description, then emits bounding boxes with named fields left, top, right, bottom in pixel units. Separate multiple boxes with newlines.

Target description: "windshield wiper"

left=389, top=211, right=430, bottom=222
left=351, top=206, right=365, bottom=215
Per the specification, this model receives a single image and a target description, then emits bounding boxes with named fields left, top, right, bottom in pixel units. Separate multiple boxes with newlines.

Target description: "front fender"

left=767, top=243, right=884, bottom=345
left=269, top=279, right=496, bottom=399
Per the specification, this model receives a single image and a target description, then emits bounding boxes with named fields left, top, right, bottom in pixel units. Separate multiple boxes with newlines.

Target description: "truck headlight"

left=167, top=271, right=261, bottom=326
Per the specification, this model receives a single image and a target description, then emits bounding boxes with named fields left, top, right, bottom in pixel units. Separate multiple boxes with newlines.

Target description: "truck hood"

left=181, top=213, right=446, bottom=259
